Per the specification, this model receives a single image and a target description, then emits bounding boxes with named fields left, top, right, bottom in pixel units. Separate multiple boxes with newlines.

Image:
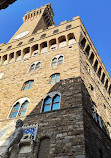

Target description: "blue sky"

left=0, top=0, right=111, bottom=76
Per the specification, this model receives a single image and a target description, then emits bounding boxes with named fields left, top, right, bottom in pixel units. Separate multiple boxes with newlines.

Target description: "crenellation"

left=0, top=3, right=111, bottom=158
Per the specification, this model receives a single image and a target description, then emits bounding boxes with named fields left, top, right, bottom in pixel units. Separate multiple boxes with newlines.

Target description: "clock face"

left=13, top=31, right=29, bottom=40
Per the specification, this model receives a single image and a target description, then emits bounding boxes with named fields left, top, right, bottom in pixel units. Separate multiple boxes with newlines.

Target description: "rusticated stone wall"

left=21, top=106, right=85, bottom=158
left=81, top=82, right=111, bottom=158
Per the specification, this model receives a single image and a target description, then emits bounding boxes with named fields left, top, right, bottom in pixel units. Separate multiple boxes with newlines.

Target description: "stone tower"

left=0, top=3, right=111, bottom=158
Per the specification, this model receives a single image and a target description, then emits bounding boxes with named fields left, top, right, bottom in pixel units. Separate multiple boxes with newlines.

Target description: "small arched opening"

left=105, top=79, right=108, bottom=90
left=3, top=55, right=8, bottom=65
left=101, top=73, right=105, bottom=84
left=80, top=37, right=86, bottom=49
left=85, top=45, right=90, bottom=57
left=23, top=47, right=30, bottom=59
left=93, top=60, right=98, bottom=72
left=97, top=67, right=102, bottom=78
left=67, top=33, right=76, bottom=45
left=9, top=52, right=14, bottom=63
left=40, top=42, right=48, bottom=53
left=58, top=36, right=67, bottom=48
left=89, top=52, right=94, bottom=65
left=49, top=39, right=57, bottom=51
left=16, top=50, right=21, bottom=61
left=31, top=44, right=38, bottom=57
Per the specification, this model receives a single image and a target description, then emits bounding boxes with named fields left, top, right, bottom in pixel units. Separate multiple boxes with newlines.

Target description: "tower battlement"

left=0, top=3, right=111, bottom=158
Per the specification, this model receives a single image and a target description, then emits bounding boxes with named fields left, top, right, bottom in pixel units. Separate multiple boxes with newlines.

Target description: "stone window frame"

left=40, top=92, right=61, bottom=113
left=51, top=54, right=64, bottom=66
left=22, top=80, right=34, bottom=90
left=8, top=97, right=30, bottom=118
left=28, top=61, right=41, bottom=72
left=50, top=73, right=60, bottom=84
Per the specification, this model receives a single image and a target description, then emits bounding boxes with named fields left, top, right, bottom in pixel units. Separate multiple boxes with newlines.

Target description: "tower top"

left=23, top=3, right=54, bottom=26
left=9, top=4, right=55, bottom=43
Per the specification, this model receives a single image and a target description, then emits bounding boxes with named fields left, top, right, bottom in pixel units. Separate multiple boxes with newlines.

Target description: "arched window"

left=105, top=79, right=108, bottom=90
left=52, top=57, right=57, bottom=66
left=19, top=100, right=29, bottom=116
left=23, top=80, right=34, bottom=90
left=9, top=98, right=30, bottom=118
left=10, top=102, right=20, bottom=118
left=97, top=67, right=102, bottom=78
left=89, top=52, right=94, bottom=65
left=51, top=55, right=63, bottom=66
left=85, top=45, right=90, bottom=56
left=38, top=137, right=50, bottom=158
left=93, top=60, right=98, bottom=72
left=30, top=64, right=35, bottom=72
left=93, top=112, right=102, bottom=128
left=52, top=95, right=60, bottom=110
left=80, top=37, right=86, bottom=49
left=58, top=56, right=63, bottom=64
left=101, top=73, right=105, bottom=84
left=50, top=73, right=60, bottom=84
left=43, top=97, right=51, bottom=112
left=108, top=85, right=111, bottom=96
left=29, top=62, right=41, bottom=72
left=35, top=62, right=41, bottom=70
left=41, top=92, right=61, bottom=112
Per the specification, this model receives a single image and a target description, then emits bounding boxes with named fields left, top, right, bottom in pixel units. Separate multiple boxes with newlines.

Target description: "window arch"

left=51, top=55, right=63, bottom=66
left=93, top=60, right=98, bottom=72
left=58, top=56, right=63, bottom=64
left=80, top=37, right=86, bottom=49
left=35, top=62, right=41, bottom=70
left=101, top=72, right=105, bottom=84
left=58, top=36, right=67, bottom=48
left=85, top=45, right=90, bottom=56
left=67, top=33, right=76, bottom=45
left=105, top=79, right=108, bottom=90
left=29, top=61, right=41, bottom=72
left=50, top=73, right=60, bottom=84
left=52, top=57, right=57, bottom=66
left=97, top=66, right=102, bottom=78
left=22, top=80, right=34, bottom=90
left=9, top=97, right=30, bottom=118
left=41, top=92, right=61, bottom=112
left=108, top=85, right=111, bottom=96
left=52, top=95, right=60, bottom=110
left=89, top=52, right=94, bottom=65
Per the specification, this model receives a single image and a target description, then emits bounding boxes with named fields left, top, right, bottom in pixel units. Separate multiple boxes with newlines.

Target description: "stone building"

left=0, top=3, right=111, bottom=158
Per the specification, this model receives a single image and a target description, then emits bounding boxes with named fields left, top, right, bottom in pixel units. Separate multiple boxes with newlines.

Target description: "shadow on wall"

left=0, top=77, right=110, bottom=157
left=0, top=76, right=82, bottom=157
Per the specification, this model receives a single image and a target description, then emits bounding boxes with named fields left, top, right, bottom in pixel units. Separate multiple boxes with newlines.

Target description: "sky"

left=0, top=0, right=111, bottom=76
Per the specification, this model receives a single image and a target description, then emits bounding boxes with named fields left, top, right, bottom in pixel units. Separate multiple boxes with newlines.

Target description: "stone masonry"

left=0, top=3, right=111, bottom=158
